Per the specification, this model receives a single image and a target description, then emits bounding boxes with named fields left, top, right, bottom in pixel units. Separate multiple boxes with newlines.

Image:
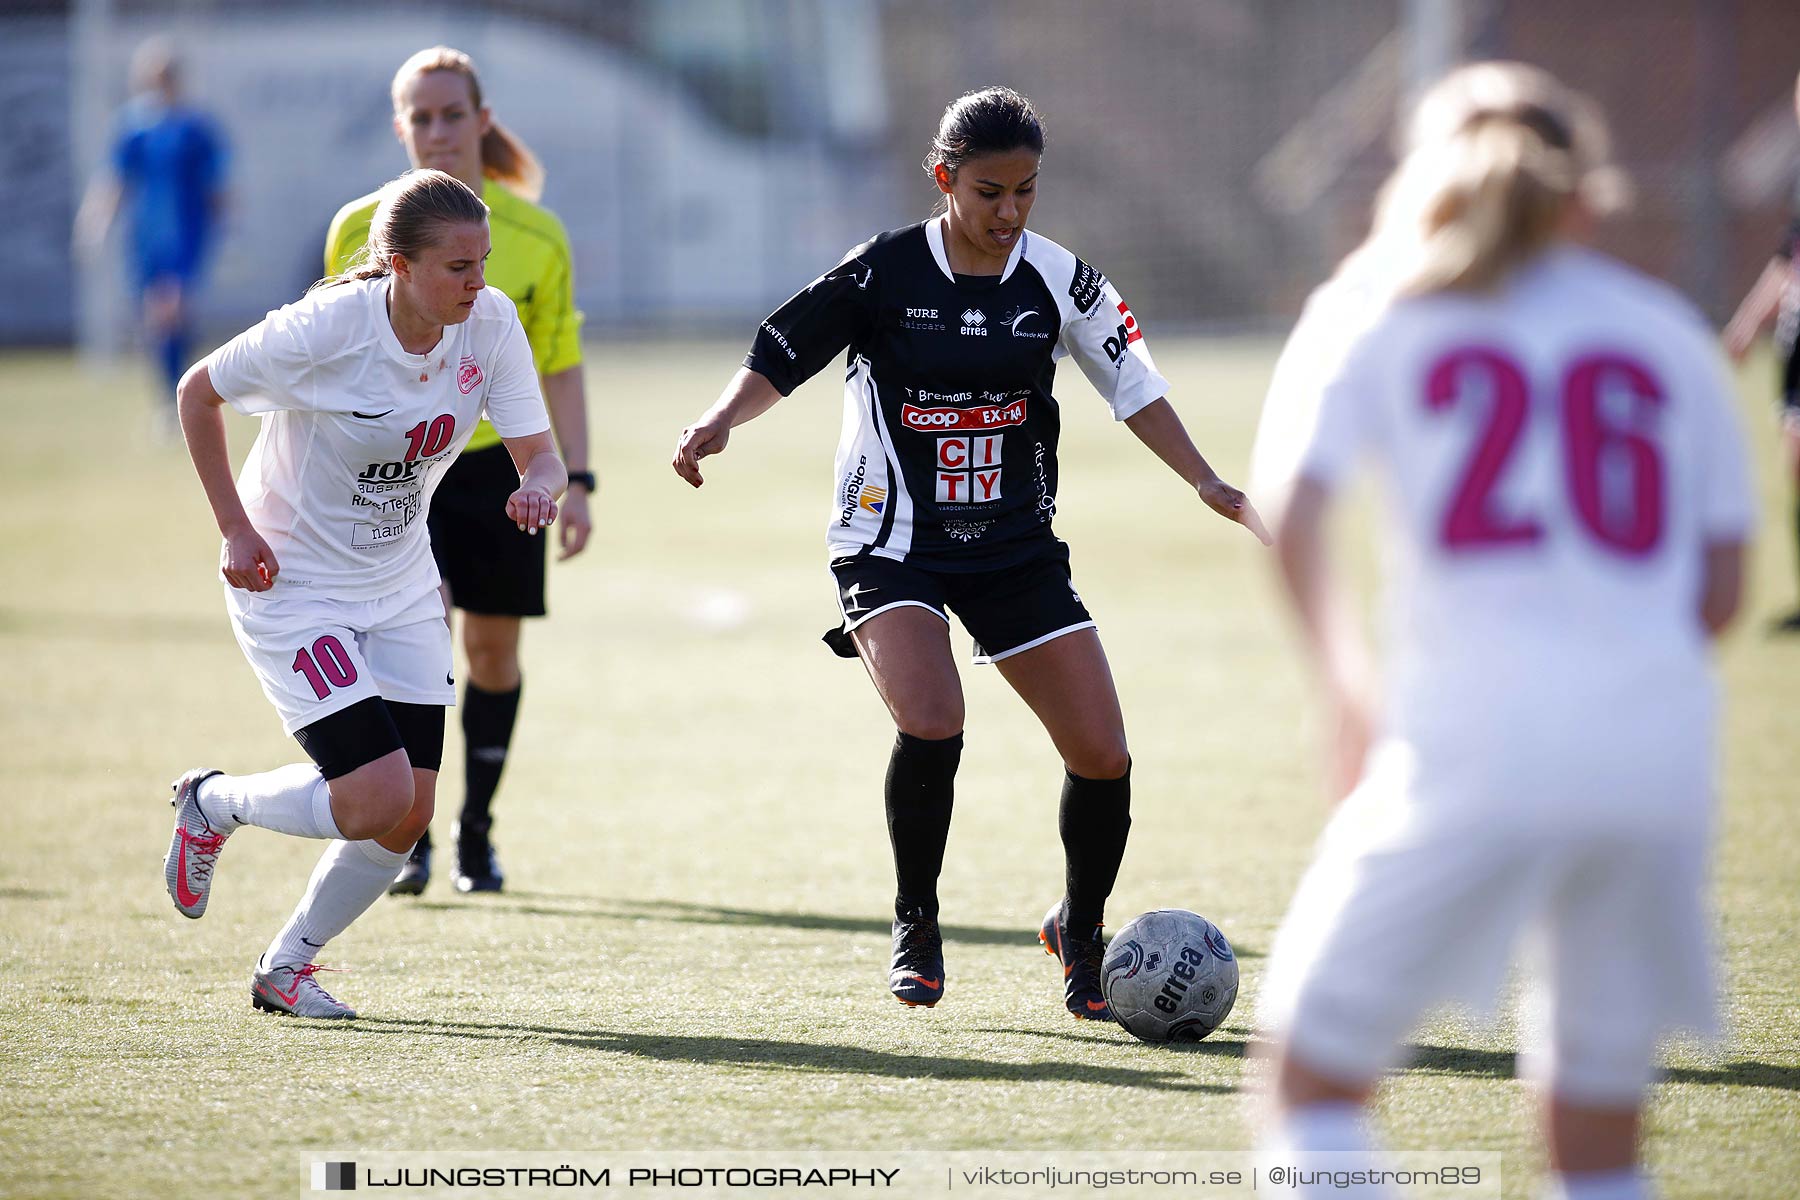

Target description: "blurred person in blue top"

left=75, top=38, right=228, bottom=433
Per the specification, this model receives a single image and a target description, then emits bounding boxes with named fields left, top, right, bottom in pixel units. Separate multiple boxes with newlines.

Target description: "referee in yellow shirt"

left=326, top=46, right=593, bottom=895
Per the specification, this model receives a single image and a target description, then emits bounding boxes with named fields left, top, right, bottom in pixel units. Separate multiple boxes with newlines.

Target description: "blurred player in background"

left=673, top=87, right=1267, bottom=1020
left=74, top=37, right=228, bottom=439
left=327, top=47, right=593, bottom=896
left=1251, top=63, right=1751, bottom=1200
left=1723, top=68, right=1800, bottom=631
left=164, top=170, right=564, bottom=1017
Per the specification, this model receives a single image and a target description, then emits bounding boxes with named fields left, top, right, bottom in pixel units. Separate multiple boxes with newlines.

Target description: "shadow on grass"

left=1403, top=1043, right=1800, bottom=1092
left=346, top=1016, right=1233, bottom=1094
left=0, top=606, right=220, bottom=645
left=402, top=893, right=1262, bottom=957
left=0, top=886, right=60, bottom=901
left=983, top=1027, right=1257, bottom=1058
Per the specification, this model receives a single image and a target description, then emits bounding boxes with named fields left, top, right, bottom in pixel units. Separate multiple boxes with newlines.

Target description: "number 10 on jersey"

left=937, top=435, right=1003, bottom=504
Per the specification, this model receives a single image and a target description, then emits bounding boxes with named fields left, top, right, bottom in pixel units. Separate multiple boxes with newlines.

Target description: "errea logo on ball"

left=960, top=309, right=988, bottom=336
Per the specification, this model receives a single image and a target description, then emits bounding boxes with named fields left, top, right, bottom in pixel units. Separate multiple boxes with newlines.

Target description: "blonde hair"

left=1357, top=61, right=1628, bottom=296
left=391, top=46, right=545, bottom=202
left=313, top=169, right=488, bottom=291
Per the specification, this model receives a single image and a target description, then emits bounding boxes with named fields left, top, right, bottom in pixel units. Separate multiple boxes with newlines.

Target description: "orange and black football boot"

left=1039, top=900, right=1114, bottom=1021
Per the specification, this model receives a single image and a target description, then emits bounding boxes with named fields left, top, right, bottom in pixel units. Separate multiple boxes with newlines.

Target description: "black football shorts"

left=824, top=540, right=1094, bottom=664
left=428, top=444, right=548, bottom=618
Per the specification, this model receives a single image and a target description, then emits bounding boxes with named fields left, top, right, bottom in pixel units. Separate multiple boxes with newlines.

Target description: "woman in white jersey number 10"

left=1251, top=64, right=1752, bottom=1199
left=163, top=169, right=565, bottom=1019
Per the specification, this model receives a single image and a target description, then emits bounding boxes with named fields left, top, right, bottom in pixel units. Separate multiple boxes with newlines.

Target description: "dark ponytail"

left=922, top=86, right=1045, bottom=183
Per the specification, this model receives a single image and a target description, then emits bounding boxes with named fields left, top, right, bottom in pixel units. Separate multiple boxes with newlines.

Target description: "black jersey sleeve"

left=744, top=244, right=880, bottom=395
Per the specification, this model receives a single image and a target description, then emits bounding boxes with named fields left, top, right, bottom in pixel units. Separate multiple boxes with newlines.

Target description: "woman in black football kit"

left=673, top=87, right=1268, bottom=1020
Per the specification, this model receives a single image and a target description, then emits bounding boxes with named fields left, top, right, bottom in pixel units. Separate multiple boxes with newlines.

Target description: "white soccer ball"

left=1102, top=908, right=1239, bottom=1043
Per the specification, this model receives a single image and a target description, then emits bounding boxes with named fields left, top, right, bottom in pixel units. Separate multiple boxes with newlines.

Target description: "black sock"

left=1060, top=763, right=1132, bottom=934
left=886, top=732, right=962, bottom=918
left=461, top=680, right=522, bottom=830
left=1792, top=499, right=1799, bottom=606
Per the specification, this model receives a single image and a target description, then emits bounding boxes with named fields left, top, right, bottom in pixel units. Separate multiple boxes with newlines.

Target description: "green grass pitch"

left=0, top=338, right=1795, bottom=1198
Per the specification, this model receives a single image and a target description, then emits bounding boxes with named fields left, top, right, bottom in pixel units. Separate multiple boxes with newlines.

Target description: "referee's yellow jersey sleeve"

left=324, top=193, right=379, bottom=277
left=523, top=206, right=584, bottom=376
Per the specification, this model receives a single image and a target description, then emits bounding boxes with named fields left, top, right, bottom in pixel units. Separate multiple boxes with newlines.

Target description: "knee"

left=1067, top=737, right=1130, bottom=782
left=1275, top=1046, right=1376, bottom=1111
left=896, top=705, right=964, bottom=743
left=462, top=621, right=521, bottom=688
left=385, top=791, right=436, bottom=847
left=328, top=755, right=415, bottom=840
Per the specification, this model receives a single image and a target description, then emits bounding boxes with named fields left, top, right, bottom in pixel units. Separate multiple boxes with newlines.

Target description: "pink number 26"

left=1426, top=348, right=1666, bottom=557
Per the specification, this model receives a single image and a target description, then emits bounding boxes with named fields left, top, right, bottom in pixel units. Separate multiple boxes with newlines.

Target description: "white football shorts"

left=1260, top=745, right=1718, bottom=1105
left=225, top=579, right=454, bottom=735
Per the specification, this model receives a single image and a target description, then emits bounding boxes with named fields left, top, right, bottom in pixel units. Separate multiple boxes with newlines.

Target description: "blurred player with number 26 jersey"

left=1252, top=64, right=1753, bottom=1200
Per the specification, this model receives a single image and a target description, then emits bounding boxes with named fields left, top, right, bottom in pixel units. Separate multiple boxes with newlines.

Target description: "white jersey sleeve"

left=1251, top=273, right=1387, bottom=504
left=1689, top=339, right=1756, bottom=541
left=1022, top=232, right=1168, bottom=421
left=205, top=300, right=320, bottom=416
left=477, top=293, right=552, bottom=439
left=1057, top=268, right=1169, bottom=421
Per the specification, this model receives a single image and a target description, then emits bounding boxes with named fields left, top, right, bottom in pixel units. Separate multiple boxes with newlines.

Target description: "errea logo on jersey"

left=960, top=309, right=988, bottom=336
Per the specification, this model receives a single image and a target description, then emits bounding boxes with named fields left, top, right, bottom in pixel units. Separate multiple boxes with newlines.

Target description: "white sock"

left=199, top=764, right=343, bottom=840
left=1266, top=1101, right=1374, bottom=1153
left=1261, top=1103, right=1391, bottom=1199
left=262, top=838, right=409, bottom=970
left=1545, top=1169, right=1648, bottom=1200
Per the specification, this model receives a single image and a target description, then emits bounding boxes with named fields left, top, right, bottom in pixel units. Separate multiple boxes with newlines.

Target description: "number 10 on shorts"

left=292, top=635, right=359, bottom=700
left=936, top=435, right=1002, bottom=504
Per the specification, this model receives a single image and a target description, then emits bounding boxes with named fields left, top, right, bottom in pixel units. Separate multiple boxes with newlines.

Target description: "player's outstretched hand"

left=221, top=525, right=280, bottom=592
left=506, top=485, right=558, bottom=536
left=558, top=486, right=592, bottom=560
left=1198, top=477, right=1272, bottom=545
left=672, top=418, right=730, bottom=488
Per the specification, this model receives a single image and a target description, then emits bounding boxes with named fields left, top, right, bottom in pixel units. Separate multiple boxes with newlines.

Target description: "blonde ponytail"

left=1353, top=62, right=1627, bottom=297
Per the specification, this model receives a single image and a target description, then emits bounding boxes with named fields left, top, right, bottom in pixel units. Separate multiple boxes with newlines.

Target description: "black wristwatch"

left=567, top=470, right=597, bottom=492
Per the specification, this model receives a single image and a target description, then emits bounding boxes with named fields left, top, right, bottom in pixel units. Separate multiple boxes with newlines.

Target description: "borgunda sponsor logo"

left=839, top=456, right=869, bottom=526
left=960, top=308, right=988, bottom=337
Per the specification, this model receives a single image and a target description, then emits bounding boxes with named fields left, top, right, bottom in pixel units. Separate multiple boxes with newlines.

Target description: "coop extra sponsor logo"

left=900, top=396, right=1027, bottom=432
